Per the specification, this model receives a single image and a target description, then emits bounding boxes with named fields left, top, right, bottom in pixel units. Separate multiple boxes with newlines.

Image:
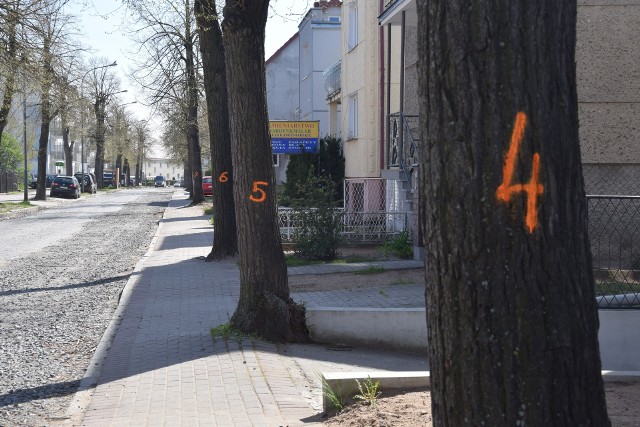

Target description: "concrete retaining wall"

left=307, top=307, right=427, bottom=353
left=307, top=308, right=640, bottom=370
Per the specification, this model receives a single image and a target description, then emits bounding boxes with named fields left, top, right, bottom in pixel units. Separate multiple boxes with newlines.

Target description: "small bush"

left=291, top=173, right=343, bottom=261
left=382, top=231, right=413, bottom=259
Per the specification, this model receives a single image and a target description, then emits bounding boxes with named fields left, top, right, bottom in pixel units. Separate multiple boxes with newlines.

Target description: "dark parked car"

left=45, top=174, right=58, bottom=188
left=74, top=172, right=97, bottom=194
left=28, top=174, right=38, bottom=189
left=50, top=175, right=80, bottom=199
left=154, top=175, right=166, bottom=188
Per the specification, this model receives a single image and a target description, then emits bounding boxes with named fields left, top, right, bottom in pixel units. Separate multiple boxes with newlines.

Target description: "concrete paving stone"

left=74, top=191, right=428, bottom=426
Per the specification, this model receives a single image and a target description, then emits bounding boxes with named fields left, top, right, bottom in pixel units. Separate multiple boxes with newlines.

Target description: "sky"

left=66, top=0, right=311, bottom=141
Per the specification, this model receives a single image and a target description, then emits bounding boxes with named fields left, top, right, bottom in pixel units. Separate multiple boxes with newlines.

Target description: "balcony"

left=323, top=60, right=341, bottom=100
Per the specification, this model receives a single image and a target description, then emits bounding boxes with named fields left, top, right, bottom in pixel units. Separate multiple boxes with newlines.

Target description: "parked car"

left=103, top=171, right=115, bottom=187
left=50, top=175, right=80, bottom=198
left=154, top=175, right=166, bottom=188
left=74, top=172, right=97, bottom=194
left=28, top=174, right=38, bottom=189
left=45, top=174, right=58, bottom=188
left=173, top=181, right=181, bottom=188
left=202, top=176, right=213, bottom=196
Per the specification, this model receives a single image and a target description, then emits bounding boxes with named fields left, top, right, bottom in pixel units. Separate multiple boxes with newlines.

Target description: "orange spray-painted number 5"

left=249, top=181, right=268, bottom=203
left=496, top=112, right=544, bottom=233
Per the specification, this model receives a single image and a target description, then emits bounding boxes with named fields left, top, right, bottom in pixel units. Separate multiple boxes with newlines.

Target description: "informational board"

left=269, top=121, right=320, bottom=154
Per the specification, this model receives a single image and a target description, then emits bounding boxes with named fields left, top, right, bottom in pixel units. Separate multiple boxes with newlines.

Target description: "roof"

left=266, top=32, right=299, bottom=65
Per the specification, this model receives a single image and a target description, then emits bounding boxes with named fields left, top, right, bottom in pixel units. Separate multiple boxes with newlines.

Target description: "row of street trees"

left=3, top=0, right=611, bottom=423
left=0, top=0, right=148, bottom=198
left=124, top=1, right=612, bottom=423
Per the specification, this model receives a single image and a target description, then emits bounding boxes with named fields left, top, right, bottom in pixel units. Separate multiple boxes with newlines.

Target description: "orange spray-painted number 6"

left=219, top=172, right=229, bottom=183
left=496, top=112, right=544, bottom=233
left=249, top=181, right=268, bottom=203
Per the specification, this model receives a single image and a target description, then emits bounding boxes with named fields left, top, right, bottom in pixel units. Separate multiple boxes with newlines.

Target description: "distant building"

left=143, top=158, right=183, bottom=182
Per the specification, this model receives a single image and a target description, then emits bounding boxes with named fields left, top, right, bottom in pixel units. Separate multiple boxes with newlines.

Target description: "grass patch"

left=595, top=281, right=640, bottom=297
left=0, top=201, right=31, bottom=214
left=203, top=206, right=213, bottom=215
left=331, top=255, right=380, bottom=264
left=353, top=266, right=385, bottom=275
left=285, top=255, right=322, bottom=267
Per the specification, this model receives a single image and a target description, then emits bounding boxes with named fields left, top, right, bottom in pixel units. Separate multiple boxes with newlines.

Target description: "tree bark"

left=62, top=127, right=73, bottom=176
left=222, top=0, right=307, bottom=342
left=185, top=2, right=204, bottom=204
left=417, top=1, right=609, bottom=425
left=195, top=0, right=238, bottom=259
left=0, top=23, right=17, bottom=142
left=94, top=97, right=107, bottom=188
left=35, top=34, right=54, bottom=201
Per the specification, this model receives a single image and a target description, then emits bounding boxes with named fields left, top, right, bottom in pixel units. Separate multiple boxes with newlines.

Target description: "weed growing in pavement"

left=381, top=231, right=413, bottom=259
left=353, top=266, right=385, bottom=275
left=210, top=323, right=246, bottom=343
left=378, top=289, right=388, bottom=297
left=321, top=375, right=346, bottom=414
left=353, top=376, right=381, bottom=406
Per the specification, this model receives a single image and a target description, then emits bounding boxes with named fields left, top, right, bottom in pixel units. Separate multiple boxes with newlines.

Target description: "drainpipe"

left=379, top=0, right=386, bottom=171
left=399, top=11, right=406, bottom=168
left=386, top=22, right=391, bottom=168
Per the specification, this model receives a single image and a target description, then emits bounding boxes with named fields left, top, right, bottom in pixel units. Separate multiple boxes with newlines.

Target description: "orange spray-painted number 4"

left=496, top=112, right=544, bottom=233
left=249, top=181, right=268, bottom=203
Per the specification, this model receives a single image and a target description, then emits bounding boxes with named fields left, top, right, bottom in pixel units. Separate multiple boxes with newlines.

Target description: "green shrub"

left=291, top=173, right=343, bottom=261
left=382, top=231, right=413, bottom=259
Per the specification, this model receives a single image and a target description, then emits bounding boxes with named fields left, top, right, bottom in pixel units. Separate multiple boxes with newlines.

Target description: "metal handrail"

left=388, top=112, right=420, bottom=189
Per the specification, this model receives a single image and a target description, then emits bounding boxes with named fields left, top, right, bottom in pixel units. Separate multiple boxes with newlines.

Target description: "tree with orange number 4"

left=417, top=1, right=609, bottom=425
left=221, top=0, right=308, bottom=342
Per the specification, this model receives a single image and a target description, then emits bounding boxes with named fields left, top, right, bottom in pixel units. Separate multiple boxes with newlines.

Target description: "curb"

left=62, top=194, right=173, bottom=426
left=320, top=370, right=640, bottom=412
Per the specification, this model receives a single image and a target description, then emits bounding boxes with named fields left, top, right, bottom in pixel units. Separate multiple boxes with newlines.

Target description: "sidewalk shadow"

left=1, top=257, right=428, bottom=421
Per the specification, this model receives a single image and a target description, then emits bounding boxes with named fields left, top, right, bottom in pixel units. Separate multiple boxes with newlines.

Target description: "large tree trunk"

left=185, top=3, right=204, bottom=204
left=35, top=93, right=51, bottom=200
left=62, top=126, right=74, bottom=176
left=417, top=1, right=609, bottom=425
left=222, top=0, right=307, bottom=342
left=0, top=21, right=17, bottom=141
left=195, top=0, right=238, bottom=259
left=94, top=99, right=107, bottom=188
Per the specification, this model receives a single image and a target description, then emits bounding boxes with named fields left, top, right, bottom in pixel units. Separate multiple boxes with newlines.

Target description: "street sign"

left=55, top=161, right=64, bottom=167
left=269, top=121, right=320, bottom=154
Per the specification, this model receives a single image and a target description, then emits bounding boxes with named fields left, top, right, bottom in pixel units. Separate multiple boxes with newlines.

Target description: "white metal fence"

left=278, top=208, right=408, bottom=243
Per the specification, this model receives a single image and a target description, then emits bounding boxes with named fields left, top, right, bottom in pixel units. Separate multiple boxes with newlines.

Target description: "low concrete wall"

left=307, top=308, right=640, bottom=370
left=598, top=310, right=640, bottom=371
left=306, top=307, right=427, bottom=353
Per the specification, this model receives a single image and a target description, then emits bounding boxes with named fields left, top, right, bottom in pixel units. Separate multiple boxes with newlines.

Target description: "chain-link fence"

left=588, top=196, right=640, bottom=308
left=583, top=163, right=640, bottom=196
left=0, top=170, right=19, bottom=193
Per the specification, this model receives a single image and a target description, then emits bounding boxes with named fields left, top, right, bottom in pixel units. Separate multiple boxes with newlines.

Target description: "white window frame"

left=348, top=93, right=358, bottom=140
left=348, top=3, right=358, bottom=50
left=273, top=154, right=280, bottom=167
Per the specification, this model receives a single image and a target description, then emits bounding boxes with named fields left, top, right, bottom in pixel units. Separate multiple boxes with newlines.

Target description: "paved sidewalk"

left=74, top=192, right=427, bottom=426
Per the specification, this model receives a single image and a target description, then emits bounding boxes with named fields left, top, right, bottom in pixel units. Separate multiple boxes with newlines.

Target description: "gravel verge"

left=0, top=191, right=173, bottom=426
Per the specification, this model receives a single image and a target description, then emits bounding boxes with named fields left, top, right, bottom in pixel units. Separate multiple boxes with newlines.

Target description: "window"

left=348, top=3, right=358, bottom=50
left=273, top=154, right=280, bottom=167
left=348, top=93, right=358, bottom=139
left=328, top=16, right=341, bottom=23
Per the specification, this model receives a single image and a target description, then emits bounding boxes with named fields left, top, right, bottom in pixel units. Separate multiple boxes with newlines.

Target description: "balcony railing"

left=323, top=60, right=341, bottom=99
left=387, top=112, right=420, bottom=190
